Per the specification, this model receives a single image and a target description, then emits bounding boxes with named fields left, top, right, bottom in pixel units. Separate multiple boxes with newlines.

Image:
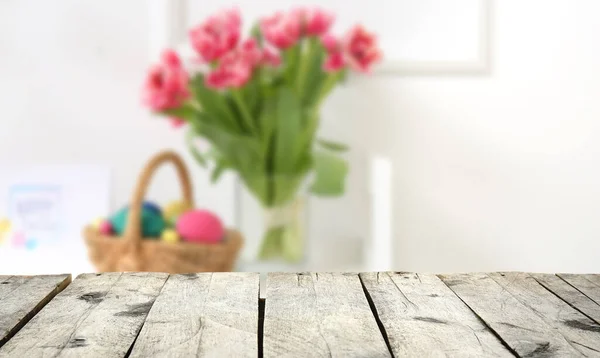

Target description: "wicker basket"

left=83, top=150, right=243, bottom=273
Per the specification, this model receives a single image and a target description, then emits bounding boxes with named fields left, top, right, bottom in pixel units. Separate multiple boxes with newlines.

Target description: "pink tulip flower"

left=170, top=118, right=186, bottom=128
left=262, top=47, right=282, bottom=67
left=162, top=50, right=182, bottom=67
left=143, top=50, right=190, bottom=110
left=206, top=51, right=253, bottom=89
left=321, top=33, right=340, bottom=53
left=323, top=52, right=345, bottom=72
left=320, top=34, right=346, bottom=72
left=304, top=8, right=334, bottom=36
left=240, top=38, right=263, bottom=67
left=342, top=25, right=382, bottom=73
left=205, top=38, right=268, bottom=89
left=260, top=11, right=302, bottom=49
left=189, top=8, right=241, bottom=62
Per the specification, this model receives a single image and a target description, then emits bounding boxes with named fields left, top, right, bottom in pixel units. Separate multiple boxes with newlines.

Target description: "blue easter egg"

left=110, top=206, right=165, bottom=238
left=143, top=201, right=162, bottom=216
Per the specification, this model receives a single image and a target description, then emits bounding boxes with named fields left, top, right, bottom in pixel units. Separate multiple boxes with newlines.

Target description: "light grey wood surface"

left=361, top=272, right=511, bottom=357
left=0, top=275, right=71, bottom=347
left=0, top=276, right=26, bottom=301
left=263, top=272, right=390, bottom=357
left=489, top=272, right=600, bottom=356
left=559, top=274, right=600, bottom=305
left=578, top=274, right=600, bottom=287
left=440, top=273, right=583, bottom=357
left=130, top=272, right=259, bottom=358
left=533, top=273, right=600, bottom=324
left=0, top=272, right=168, bottom=357
left=1, top=272, right=600, bottom=357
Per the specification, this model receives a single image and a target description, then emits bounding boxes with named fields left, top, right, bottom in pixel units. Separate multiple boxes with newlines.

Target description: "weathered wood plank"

left=129, top=272, right=259, bottom=358
left=0, top=272, right=168, bottom=357
left=559, top=274, right=600, bottom=305
left=264, top=273, right=390, bottom=357
left=0, top=276, right=26, bottom=301
left=533, top=273, right=600, bottom=325
left=0, top=275, right=71, bottom=347
left=489, top=272, right=600, bottom=356
left=576, top=275, right=600, bottom=288
left=440, top=273, right=583, bottom=357
left=361, top=272, right=512, bottom=357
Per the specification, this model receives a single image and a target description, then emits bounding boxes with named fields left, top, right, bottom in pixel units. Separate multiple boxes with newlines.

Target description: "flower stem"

left=284, top=45, right=300, bottom=86
left=231, top=89, right=255, bottom=134
left=316, top=70, right=344, bottom=108
left=296, top=38, right=316, bottom=99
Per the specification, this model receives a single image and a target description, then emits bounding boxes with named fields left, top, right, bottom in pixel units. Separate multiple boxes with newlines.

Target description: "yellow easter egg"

left=0, top=218, right=10, bottom=244
left=91, top=217, right=104, bottom=230
left=163, top=201, right=192, bottom=224
left=161, top=229, right=180, bottom=243
left=0, top=218, right=11, bottom=234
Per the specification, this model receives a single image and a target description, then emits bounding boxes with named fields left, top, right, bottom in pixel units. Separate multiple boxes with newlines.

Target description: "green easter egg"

left=142, top=209, right=165, bottom=238
left=143, top=201, right=162, bottom=216
left=110, top=206, right=165, bottom=238
left=110, top=207, right=128, bottom=236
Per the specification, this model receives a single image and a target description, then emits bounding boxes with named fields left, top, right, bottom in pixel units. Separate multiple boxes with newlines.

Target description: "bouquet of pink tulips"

left=142, top=7, right=381, bottom=262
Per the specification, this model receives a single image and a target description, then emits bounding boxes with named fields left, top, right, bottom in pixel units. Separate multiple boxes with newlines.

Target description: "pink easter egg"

left=176, top=209, right=224, bottom=244
left=99, top=220, right=114, bottom=235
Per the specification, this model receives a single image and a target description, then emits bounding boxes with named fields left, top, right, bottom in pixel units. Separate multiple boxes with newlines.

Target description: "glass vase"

left=258, top=196, right=305, bottom=262
left=236, top=176, right=308, bottom=266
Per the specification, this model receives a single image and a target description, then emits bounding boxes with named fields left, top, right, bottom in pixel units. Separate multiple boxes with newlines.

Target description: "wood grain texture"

left=559, top=274, right=600, bottom=306
left=489, top=272, right=600, bottom=356
left=0, top=276, right=26, bottom=301
left=578, top=275, right=600, bottom=287
left=0, top=272, right=168, bottom=358
left=361, top=272, right=511, bottom=357
left=440, top=273, right=583, bottom=357
left=0, top=275, right=71, bottom=347
left=129, top=272, right=259, bottom=358
left=264, top=272, right=390, bottom=357
left=533, top=273, right=600, bottom=325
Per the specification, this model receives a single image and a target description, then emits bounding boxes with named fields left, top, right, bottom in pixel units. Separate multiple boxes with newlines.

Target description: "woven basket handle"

left=123, top=150, right=194, bottom=243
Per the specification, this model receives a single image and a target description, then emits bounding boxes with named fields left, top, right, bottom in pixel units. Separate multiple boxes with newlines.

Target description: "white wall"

left=368, top=0, right=600, bottom=273
left=1, top=0, right=599, bottom=273
left=0, top=0, right=236, bottom=223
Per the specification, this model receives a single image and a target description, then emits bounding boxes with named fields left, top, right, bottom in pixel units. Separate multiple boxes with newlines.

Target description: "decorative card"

left=0, top=165, right=110, bottom=274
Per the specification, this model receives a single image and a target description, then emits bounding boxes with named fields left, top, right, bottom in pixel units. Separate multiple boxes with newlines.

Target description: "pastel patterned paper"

left=0, top=218, right=10, bottom=245
left=11, top=231, right=26, bottom=248
left=0, top=164, right=110, bottom=275
left=8, top=185, right=63, bottom=248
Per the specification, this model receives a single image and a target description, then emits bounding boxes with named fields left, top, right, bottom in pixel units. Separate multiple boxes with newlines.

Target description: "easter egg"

left=163, top=200, right=191, bottom=225
left=161, top=228, right=180, bottom=243
left=0, top=218, right=11, bottom=234
left=99, top=220, right=114, bottom=235
left=176, top=209, right=224, bottom=244
left=91, top=217, right=104, bottom=230
left=143, top=201, right=162, bottom=216
left=0, top=218, right=11, bottom=244
left=110, top=206, right=165, bottom=238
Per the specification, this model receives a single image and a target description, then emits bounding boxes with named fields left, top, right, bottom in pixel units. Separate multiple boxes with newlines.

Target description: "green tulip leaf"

left=190, top=74, right=242, bottom=133
left=310, top=151, right=349, bottom=196
left=317, top=138, right=349, bottom=152
left=275, top=86, right=302, bottom=174
left=211, top=161, right=227, bottom=183
left=161, top=103, right=197, bottom=121
left=185, top=127, right=207, bottom=167
left=250, top=22, right=264, bottom=46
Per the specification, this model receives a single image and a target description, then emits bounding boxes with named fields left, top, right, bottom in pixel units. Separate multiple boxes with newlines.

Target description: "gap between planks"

left=3, top=272, right=600, bottom=358
left=0, top=274, right=72, bottom=348
left=358, top=274, right=395, bottom=357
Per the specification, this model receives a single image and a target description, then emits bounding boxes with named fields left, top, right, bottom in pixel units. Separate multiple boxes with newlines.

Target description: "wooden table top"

left=0, top=272, right=599, bottom=357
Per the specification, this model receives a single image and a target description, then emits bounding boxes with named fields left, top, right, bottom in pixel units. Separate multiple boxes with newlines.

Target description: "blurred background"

left=1, top=0, right=599, bottom=275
